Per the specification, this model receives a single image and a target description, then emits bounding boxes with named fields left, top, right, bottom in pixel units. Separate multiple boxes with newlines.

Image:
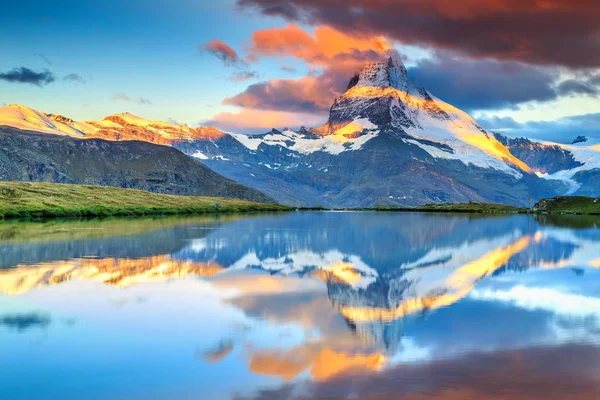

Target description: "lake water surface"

left=1, top=212, right=600, bottom=400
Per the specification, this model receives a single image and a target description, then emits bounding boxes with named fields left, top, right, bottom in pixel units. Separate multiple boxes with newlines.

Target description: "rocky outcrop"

left=494, top=133, right=583, bottom=174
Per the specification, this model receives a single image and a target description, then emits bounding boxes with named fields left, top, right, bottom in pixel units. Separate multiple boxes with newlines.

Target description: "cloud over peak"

left=0, top=67, right=55, bottom=86
left=217, top=25, right=394, bottom=116
left=238, top=0, right=600, bottom=68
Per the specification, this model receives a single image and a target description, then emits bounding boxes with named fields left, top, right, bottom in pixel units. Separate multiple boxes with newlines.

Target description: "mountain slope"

left=0, top=126, right=274, bottom=203
left=1, top=51, right=599, bottom=207
left=173, top=51, right=568, bottom=207
left=495, top=133, right=600, bottom=195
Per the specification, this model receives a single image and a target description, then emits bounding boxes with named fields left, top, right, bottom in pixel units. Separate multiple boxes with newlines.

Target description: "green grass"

left=0, top=182, right=292, bottom=219
left=533, top=196, right=600, bottom=215
left=2, top=182, right=599, bottom=219
left=353, top=201, right=523, bottom=214
left=351, top=197, right=600, bottom=215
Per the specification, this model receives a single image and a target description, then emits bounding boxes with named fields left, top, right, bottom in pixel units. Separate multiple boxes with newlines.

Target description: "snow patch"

left=227, top=118, right=379, bottom=156
left=192, top=151, right=209, bottom=160
left=525, top=139, right=600, bottom=194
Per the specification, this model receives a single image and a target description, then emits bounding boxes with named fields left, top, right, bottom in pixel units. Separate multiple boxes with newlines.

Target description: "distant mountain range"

left=1, top=50, right=599, bottom=206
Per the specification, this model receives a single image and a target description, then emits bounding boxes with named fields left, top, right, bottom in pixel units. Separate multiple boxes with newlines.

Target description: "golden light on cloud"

left=250, top=24, right=391, bottom=67
left=589, top=259, right=600, bottom=268
left=205, top=108, right=326, bottom=133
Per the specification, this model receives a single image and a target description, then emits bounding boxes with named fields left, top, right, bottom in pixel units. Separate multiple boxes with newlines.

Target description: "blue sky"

left=1, top=0, right=599, bottom=142
left=0, top=1, right=288, bottom=122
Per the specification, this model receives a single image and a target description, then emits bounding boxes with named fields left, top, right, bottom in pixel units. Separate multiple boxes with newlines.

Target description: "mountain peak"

left=346, top=49, right=408, bottom=92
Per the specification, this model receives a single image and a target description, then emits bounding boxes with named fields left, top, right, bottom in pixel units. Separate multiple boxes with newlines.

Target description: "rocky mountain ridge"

left=0, top=126, right=274, bottom=203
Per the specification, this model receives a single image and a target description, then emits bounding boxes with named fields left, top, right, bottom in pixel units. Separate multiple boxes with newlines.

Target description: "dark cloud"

left=201, top=340, right=235, bottom=363
left=63, top=73, right=86, bottom=84
left=200, top=39, right=247, bottom=68
left=33, top=52, right=52, bottom=66
left=0, top=67, right=55, bottom=86
left=236, top=344, right=600, bottom=400
left=223, top=49, right=568, bottom=118
left=231, top=71, right=260, bottom=82
left=223, top=23, right=595, bottom=117
left=477, top=113, right=600, bottom=143
left=137, top=97, right=152, bottom=105
left=556, top=79, right=599, bottom=97
left=0, top=313, right=50, bottom=332
left=237, top=0, right=600, bottom=68
left=589, top=74, right=600, bottom=86
left=408, top=54, right=559, bottom=112
left=476, top=116, right=524, bottom=131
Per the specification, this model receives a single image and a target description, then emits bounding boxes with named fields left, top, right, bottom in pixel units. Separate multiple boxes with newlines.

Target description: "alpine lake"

left=1, top=211, right=599, bottom=399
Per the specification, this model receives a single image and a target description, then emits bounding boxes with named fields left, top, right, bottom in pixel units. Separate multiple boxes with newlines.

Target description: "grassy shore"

left=351, top=202, right=524, bottom=214
left=1, top=182, right=599, bottom=219
left=533, top=196, right=600, bottom=215
left=359, top=197, right=600, bottom=215
left=0, top=182, right=292, bottom=219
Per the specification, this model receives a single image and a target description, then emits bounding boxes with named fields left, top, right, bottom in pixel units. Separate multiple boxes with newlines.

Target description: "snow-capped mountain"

left=495, top=133, right=600, bottom=195
left=0, top=103, right=225, bottom=144
left=1, top=50, right=599, bottom=206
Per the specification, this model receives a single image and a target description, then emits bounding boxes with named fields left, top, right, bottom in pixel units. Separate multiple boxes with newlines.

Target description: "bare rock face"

left=47, top=114, right=74, bottom=124
left=494, top=133, right=583, bottom=174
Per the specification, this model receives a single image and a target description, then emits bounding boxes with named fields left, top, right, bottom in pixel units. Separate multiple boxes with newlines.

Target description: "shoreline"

left=0, top=182, right=292, bottom=220
left=1, top=182, right=598, bottom=220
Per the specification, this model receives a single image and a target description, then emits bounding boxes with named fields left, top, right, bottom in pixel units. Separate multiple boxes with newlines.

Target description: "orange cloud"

left=215, top=24, right=394, bottom=119
left=223, top=76, right=337, bottom=113
left=207, top=24, right=396, bottom=131
left=203, top=108, right=327, bottom=134
left=239, top=0, right=600, bottom=68
left=249, top=24, right=390, bottom=67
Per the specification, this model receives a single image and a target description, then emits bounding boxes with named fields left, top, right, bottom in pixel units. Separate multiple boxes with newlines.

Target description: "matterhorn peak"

left=384, top=49, right=408, bottom=87
left=347, top=49, right=409, bottom=92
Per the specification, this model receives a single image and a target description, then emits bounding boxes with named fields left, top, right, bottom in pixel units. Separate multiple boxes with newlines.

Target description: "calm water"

left=1, top=212, right=600, bottom=400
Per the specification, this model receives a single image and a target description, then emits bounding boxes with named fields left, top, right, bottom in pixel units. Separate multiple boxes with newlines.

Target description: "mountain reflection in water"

left=1, top=212, right=599, bottom=400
